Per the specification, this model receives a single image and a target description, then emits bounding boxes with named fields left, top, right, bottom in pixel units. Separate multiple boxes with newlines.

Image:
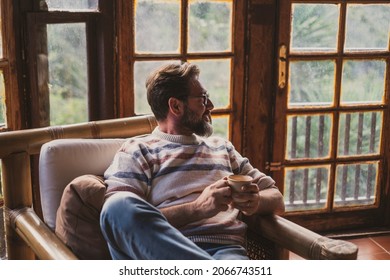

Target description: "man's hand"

left=231, top=183, right=260, bottom=216
left=160, top=178, right=232, bottom=228
left=232, top=184, right=285, bottom=216
left=193, top=178, right=233, bottom=219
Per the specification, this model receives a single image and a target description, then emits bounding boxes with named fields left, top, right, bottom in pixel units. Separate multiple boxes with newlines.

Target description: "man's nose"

left=206, top=98, right=214, bottom=110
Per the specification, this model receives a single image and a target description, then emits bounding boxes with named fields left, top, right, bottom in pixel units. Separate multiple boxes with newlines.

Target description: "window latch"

left=266, top=162, right=283, bottom=171
left=278, top=44, right=287, bottom=89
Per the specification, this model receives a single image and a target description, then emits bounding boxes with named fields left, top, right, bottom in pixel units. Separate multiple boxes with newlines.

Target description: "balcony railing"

left=286, top=111, right=380, bottom=211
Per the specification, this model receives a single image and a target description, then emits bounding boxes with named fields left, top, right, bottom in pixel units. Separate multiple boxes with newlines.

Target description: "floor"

left=289, top=233, right=390, bottom=260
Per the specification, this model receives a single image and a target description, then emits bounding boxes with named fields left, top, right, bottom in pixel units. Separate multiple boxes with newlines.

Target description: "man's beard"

left=181, top=106, right=213, bottom=137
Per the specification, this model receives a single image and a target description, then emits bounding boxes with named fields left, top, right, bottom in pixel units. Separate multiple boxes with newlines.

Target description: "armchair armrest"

left=246, top=214, right=358, bottom=260
left=7, top=207, right=77, bottom=260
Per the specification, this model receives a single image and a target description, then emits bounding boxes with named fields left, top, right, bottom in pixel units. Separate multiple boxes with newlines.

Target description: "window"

left=273, top=1, right=390, bottom=231
left=26, top=0, right=115, bottom=128
left=46, top=23, right=89, bottom=125
left=45, top=0, right=98, bottom=11
left=118, top=0, right=245, bottom=141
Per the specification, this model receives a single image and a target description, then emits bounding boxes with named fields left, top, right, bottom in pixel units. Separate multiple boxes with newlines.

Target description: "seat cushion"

left=55, top=174, right=111, bottom=260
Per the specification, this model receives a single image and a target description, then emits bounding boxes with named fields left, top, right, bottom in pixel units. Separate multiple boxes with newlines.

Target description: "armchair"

left=0, top=115, right=358, bottom=260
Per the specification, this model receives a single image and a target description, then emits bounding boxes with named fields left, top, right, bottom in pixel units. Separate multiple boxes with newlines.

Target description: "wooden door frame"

left=266, top=0, right=390, bottom=232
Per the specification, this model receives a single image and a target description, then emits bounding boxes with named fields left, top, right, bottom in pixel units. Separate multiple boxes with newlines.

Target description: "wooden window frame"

left=0, top=0, right=22, bottom=132
left=271, top=0, right=390, bottom=232
left=116, top=0, right=246, bottom=150
left=24, top=0, right=115, bottom=128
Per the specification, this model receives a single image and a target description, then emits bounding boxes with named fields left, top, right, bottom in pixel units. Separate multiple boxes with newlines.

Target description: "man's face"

left=180, top=79, right=214, bottom=137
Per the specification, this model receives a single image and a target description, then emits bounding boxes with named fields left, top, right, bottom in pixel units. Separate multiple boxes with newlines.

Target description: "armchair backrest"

left=39, top=139, right=125, bottom=230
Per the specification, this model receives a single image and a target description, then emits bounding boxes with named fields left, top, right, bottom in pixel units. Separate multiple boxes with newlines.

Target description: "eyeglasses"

left=185, top=93, right=210, bottom=106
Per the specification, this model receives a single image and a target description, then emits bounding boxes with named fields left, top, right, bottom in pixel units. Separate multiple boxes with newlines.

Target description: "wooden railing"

left=286, top=112, right=379, bottom=209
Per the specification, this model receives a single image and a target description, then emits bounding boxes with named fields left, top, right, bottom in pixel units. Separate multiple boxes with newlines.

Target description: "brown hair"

left=145, top=62, right=200, bottom=121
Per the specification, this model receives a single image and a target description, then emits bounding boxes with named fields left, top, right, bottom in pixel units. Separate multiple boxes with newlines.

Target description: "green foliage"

left=212, top=116, right=228, bottom=139
left=291, top=3, right=339, bottom=50
left=188, top=2, right=232, bottom=52
left=47, top=23, right=88, bottom=125
left=135, top=1, right=180, bottom=53
left=49, top=90, right=87, bottom=126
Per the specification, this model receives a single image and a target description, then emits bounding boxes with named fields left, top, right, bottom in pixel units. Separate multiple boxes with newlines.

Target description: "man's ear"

left=168, top=97, right=184, bottom=116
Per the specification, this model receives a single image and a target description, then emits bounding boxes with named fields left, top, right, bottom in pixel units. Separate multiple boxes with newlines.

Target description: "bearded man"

left=100, top=62, right=284, bottom=260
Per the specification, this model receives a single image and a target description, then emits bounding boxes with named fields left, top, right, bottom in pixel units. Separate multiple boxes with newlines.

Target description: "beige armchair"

left=0, top=115, right=358, bottom=260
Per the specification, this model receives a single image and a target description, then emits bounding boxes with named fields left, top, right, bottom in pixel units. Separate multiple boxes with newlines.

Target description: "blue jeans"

left=100, top=192, right=249, bottom=260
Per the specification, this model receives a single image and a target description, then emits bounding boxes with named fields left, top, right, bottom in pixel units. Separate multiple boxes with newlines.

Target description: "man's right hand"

left=193, top=178, right=232, bottom=219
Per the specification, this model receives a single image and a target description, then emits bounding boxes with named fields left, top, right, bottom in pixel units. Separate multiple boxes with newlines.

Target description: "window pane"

left=134, top=60, right=181, bottom=115
left=44, top=0, right=98, bottom=11
left=286, top=114, right=332, bottom=159
left=284, top=165, right=330, bottom=212
left=341, top=60, right=386, bottom=105
left=289, top=60, right=335, bottom=107
left=335, top=162, right=378, bottom=207
left=345, top=4, right=390, bottom=52
left=189, top=59, right=231, bottom=109
left=338, top=111, right=382, bottom=157
left=47, top=23, right=88, bottom=126
left=188, top=0, right=232, bottom=53
left=291, top=4, right=339, bottom=52
left=212, top=115, right=229, bottom=139
left=135, top=0, right=180, bottom=54
left=0, top=72, right=5, bottom=127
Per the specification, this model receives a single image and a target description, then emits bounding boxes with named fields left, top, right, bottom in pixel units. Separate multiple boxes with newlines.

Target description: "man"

left=100, top=62, right=285, bottom=260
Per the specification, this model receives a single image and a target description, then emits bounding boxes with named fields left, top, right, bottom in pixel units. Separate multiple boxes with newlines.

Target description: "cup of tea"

left=227, top=174, right=253, bottom=192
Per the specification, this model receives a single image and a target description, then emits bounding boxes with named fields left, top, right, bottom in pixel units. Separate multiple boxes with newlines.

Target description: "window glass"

left=188, top=0, right=232, bottom=53
left=345, top=4, right=390, bottom=52
left=135, top=0, right=180, bottom=54
left=47, top=23, right=88, bottom=125
left=338, top=111, right=382, bottom=157
left=212, top=115, right=229, bottom=139
left=134, top=60, right=181, bottom=115
left=282, top=2, right=388, bottom=214
left=341, top=60, right=386, bottom=105
left=44, top=0, right=98, bottom=11
left=132, top=0, right=234, bottom=141
left=284, top=165, right=330, bottom=211
left=289, top=60, right=335, bottom=107
left=286, top=114, right=332, bottom=159
left=0, top=72, right=6, bottom=127
left=189, top=59, right=231, bottom=109
left=334, top=162, right=378, bottom=207
left=291, top=4, right=339, bottom=53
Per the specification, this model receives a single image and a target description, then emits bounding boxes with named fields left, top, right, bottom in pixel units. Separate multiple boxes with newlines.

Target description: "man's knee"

left=100, top=192, right=161, bottom=230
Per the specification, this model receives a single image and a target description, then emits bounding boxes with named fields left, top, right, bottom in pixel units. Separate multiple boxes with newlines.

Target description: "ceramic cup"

left=227, top=174, right=253, bottom=192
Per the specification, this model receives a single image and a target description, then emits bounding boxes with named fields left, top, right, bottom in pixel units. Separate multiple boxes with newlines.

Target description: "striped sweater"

left=104, top=127, right=276, bottom=245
